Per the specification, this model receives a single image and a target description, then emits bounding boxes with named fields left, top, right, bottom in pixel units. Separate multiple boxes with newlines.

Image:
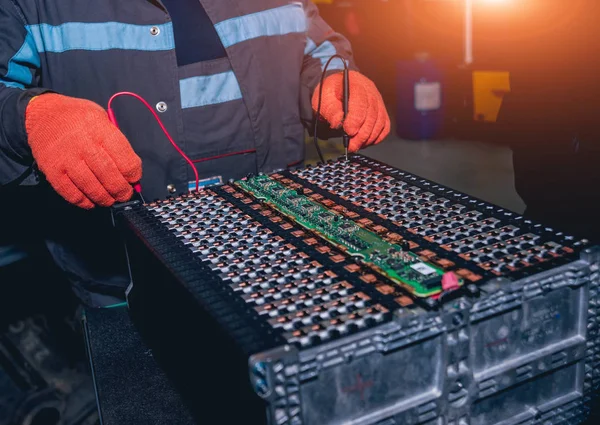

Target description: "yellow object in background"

left=312, top=0, right=334, bottom=3
left=472, top=71, right=511, bottom=122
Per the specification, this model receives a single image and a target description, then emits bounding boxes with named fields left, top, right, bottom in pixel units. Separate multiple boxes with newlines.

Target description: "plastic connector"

left=442, top=272, right=461, bottom=292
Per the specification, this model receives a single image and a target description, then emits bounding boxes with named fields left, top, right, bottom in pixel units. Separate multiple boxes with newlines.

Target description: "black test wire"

left=313, top=55, right=350, bottom=164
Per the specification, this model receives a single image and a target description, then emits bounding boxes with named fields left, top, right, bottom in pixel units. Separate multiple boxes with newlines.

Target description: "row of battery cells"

left=147, top=192, right=330, bottom=298
left=146, top=192, right=385, bottom=347
left=294, top=162, right=499, bottom=236
left=294, top=162, right=572, bottom=275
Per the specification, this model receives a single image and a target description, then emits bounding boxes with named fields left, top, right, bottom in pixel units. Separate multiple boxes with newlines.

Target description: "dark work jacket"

left=0, top=0, right=356, bottom=304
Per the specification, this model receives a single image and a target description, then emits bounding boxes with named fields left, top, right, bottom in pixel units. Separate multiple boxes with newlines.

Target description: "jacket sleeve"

left=0, top=1, right=51, bottom=186
left=299, top=1, right=358, bottom=125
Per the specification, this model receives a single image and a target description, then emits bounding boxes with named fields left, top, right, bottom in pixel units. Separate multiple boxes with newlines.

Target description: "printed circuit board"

left=237, top=175, right=461, bottom=297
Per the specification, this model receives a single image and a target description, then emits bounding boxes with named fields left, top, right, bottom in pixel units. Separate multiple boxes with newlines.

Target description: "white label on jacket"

left=188, top=176, right=223, bottom=192
left=414, top=82, right=441, bottom=112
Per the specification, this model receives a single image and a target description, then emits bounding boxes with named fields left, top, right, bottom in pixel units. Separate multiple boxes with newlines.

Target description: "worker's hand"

left=25, top=93, right=142, bottom=209
left=312, top=71, right=390, bottom=153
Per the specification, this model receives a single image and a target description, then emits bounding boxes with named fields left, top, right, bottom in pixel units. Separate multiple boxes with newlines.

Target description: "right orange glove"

left=312, top=71, right=390, bottom=153
left=25, top=94, right=142, bottom=209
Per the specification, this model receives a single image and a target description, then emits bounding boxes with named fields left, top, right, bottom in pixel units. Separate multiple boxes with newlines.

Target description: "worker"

left=0, top=1, right=390, bottom=306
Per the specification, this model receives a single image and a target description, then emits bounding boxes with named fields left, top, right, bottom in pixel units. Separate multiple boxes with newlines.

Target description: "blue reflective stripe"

left=0, top=81, right=26, bottom=89
left=179, top=71, right=243, bottom=109
left=215, top=4, right=307, bottom=49
left=304, top=38, right=317, bottom=56
left=2, top=30, right=40, bottom=90
left=27, top=22, right=175, bottom=53
left=305, top=38, right=346, bottom=71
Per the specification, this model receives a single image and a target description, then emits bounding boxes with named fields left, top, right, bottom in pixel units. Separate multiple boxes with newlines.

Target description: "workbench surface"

left=83, top=306, right=196, bottom=425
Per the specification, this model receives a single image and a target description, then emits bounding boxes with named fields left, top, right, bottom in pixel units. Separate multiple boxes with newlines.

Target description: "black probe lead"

left=342, top=66, right=350, bottom=161
left=313, top=54, right=350, bottom=164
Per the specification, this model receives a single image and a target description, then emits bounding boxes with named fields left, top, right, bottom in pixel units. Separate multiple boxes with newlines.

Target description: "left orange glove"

left=312, top=71, right=390, bottom=153
left=25, top=94, right=142, bottom=209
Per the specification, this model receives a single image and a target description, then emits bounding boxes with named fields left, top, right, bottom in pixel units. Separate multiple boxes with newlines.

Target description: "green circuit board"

left=237, top=175, right=461, bottom=297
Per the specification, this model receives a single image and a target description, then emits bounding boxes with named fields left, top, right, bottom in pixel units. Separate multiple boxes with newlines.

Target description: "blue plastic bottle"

left=396, top=53, right=444, bottom=140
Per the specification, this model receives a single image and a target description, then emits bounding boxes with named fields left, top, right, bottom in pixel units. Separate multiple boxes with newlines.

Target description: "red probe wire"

left=107, top=92, right=200, bottom=192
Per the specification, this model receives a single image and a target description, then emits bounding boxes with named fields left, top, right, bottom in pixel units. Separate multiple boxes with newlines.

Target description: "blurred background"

left=310, top=0, right=600, bottom=223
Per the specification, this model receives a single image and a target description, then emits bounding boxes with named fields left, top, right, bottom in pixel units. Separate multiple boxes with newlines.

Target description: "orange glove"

left=25, top=94, right=142, bottom=209
left=312, top=71, right=390, bottom=153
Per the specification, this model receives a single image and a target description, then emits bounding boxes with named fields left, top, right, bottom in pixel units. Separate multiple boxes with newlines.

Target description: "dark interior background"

left=318, top=0, right=600, bottom=144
